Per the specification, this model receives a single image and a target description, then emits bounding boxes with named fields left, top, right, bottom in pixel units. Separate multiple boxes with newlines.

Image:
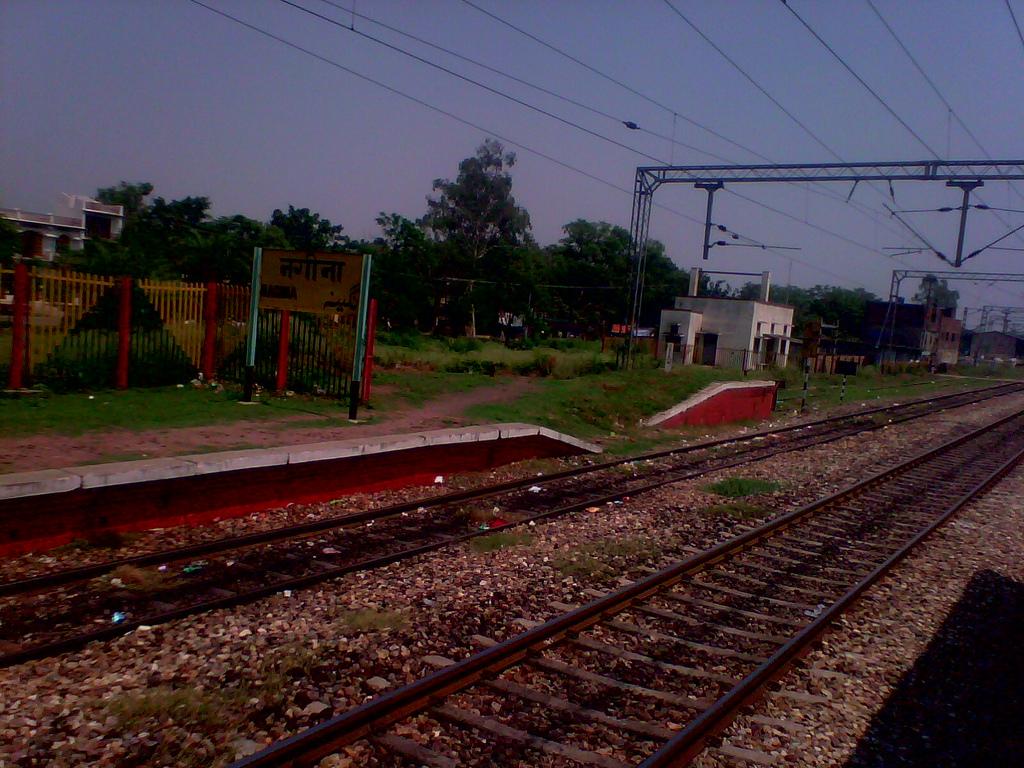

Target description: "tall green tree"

left=270, top=205, right=345, bottom=251
left=372, top=212, right=440, bottom=329
left=913, top=274, right=958, bottom=310
left=0, top=218, right=18, bottom=265
left=421, top=139, right=531, bottom=333
left=95, top=181, right=154, bottom=217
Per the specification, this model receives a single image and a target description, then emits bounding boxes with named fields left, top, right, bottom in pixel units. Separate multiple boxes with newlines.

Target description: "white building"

left=0, top=194, right=124, bottom=261
left=658, top=269, right=795, bottom=370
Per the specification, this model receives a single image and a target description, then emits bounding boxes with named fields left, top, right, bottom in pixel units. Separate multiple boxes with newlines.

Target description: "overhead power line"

left=457, top=0, right=767, bottom=161
left=277, top=0, right=665, bottom=164
left=779, top=0, right=940, bottom=158
left=187, top=0, right=813, bottom=275
left=661, top=0, right=840, bottom=163
left=311, top=0, right=732, bottom=164
left=1009, top=0, right=1024, bottom=55
left=659, top=0, right=915, bottom=256
left=457, top=0, right=925, bottom=269
left=865, top=0, right=1024, bottom=228
left=189, top=1, right=895, bottom=293
left=285, top=0, right=913, bottom=272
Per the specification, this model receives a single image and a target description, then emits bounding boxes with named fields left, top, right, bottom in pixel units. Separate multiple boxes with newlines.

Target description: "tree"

left=95, top=181, right=154, bottom=217
left=0, top=218, right=18, bottom=265
left=372, top=212, right=440, bottom=329
left=270, top=205, right=345, bottom=251
left=913, top=274, right=958, bottom=310
left=421, top=139, right=531, bottom=334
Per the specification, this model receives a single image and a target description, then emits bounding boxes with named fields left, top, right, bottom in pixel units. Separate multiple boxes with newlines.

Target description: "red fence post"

left=201, top=280, right=218, bottom=380
left=116, top=277, right=132, bottom=389
left=276, top=309, right=290, bottom=392
left=7, top=263, right=29, bottom=389
left=361, top=298, right=378, bottom=404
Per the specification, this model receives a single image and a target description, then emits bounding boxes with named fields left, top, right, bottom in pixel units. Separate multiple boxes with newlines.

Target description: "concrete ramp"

left=642, top=380, right=778, bottom=429
left=0, top=424, right=600, bottom=556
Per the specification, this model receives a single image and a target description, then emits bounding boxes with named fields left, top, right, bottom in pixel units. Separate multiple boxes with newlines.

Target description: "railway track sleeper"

left=6, top=382, right=1020, bottom=605
left=630, top=603, right=790, bottom=645
left=662, top=592, right=806, bottom=629
left=228, top=407, right=1024, bottom=768
left=687, top=578, right=817, bottom=612
left=566, top=634, right=739, bottom=685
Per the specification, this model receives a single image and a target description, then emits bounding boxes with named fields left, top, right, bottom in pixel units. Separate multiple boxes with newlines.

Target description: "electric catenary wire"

left=311, top=0, right=734, bottom=164
left=188, top=0, right=834, bottom=282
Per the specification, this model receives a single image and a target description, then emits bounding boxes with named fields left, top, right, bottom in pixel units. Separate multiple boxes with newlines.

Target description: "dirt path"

left=4, top=377, right=539, bottom=474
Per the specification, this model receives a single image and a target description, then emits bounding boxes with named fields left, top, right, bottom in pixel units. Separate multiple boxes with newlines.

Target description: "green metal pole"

left=348, top=253, right=374, bottom=420
left=243, top=247, right=262, bottom=402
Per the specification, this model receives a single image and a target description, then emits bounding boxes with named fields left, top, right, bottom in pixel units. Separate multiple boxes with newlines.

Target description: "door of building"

left=700, top=333, right=718, bottom=366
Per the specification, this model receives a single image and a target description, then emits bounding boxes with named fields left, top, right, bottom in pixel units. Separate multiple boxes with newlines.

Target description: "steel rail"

left=640, top=429, right=1024, bottom=766
left=2, top=381, right=1016, bottom=599
left=231, top=407, right=1024, bottom=768
left=0, top=383, right=1018, bottom=669
left=0, top=395, right=918, bottom=668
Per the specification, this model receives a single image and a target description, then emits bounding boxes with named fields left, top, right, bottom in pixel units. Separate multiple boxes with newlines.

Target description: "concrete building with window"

left=0, top=194, right=124, bottom=261
left=657, top=269, right=795, bottom=370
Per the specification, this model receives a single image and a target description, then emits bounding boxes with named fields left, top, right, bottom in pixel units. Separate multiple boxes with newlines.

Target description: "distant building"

left=863, top=300, right=961, bottom=365
left=658, top=269, right=795, bottom=369
left=0, top=194, right=124, bottom=261
left=969, top=330, right=1024, bottom=361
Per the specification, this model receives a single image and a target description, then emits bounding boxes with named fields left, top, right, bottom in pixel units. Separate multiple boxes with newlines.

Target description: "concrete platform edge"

left=0, top=423, right=601, bottom=502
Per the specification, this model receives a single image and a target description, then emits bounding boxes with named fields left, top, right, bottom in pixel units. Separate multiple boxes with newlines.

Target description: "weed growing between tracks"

left=705, top=501, right=770, bottom=520
left=340, top=608, right=408, bottom=632
left=553, top=536, right=663, bottom=581
left=469, top=531, right=534, bottom=553
left=703, top=477, right=782, bottom=498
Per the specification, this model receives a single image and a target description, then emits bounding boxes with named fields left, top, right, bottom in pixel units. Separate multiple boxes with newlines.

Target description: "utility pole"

left=696, top=181, right=724, bottom=261
left=946, top=180, right=983, bottom=267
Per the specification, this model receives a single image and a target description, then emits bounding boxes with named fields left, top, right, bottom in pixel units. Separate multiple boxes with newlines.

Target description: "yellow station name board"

left=258, top=250, right=364, bottom=316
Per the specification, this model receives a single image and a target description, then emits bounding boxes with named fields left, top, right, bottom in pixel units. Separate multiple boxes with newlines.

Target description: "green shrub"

left=445, top=336, right=483, bottom=353
left=703, top=477, right=781, bottom=498
left=376, top=329, right=426, bottom=349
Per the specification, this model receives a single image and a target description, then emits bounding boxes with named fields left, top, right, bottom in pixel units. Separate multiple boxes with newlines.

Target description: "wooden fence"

left=2, top=264, right=372, bottom=398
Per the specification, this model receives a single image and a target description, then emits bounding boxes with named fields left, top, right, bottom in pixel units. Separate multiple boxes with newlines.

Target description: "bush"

left=443, top=359, right=501, bottom=376
left=376, top=329, right=426, bottom=349
left=513, top=352, right=556, bottom=376
left=445, top=336, right=483, bottom=353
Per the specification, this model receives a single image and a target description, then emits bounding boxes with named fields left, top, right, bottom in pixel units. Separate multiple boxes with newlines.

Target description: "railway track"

left=0, top=381, right=1020, bottom=669
left=231, top=406, right=1024, bottom=768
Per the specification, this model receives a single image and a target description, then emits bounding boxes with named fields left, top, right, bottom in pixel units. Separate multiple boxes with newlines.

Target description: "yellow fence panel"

left=28, top=269, right=116, bottom=372
left=138, top=278, right=208, bottom=368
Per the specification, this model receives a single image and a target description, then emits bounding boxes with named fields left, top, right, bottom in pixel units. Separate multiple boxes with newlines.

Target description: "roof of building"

left=674, top=295, right=795, bottom=311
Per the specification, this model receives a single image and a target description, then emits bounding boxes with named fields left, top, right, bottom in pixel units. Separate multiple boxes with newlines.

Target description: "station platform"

left=0, top=424, right=601, bottom=556
left=642, top=380, right=779, bottom=428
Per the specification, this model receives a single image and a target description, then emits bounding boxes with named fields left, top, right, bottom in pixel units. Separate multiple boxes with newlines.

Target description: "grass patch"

left=703, top=477, right=781, bottom=498
left=553, top=537, right=661, bottom=580
left=706, top=501, right=769, bottom=520
left=371, top=370, right=497, bottom=407
left=0, top=385, right=353, bottom=438
left=374, top=337, right=614, bottom=378
left=465, top=366, right=750, bottom=440
left=469, top=530, right=533, bottom=553
left=107, top=686, right=222, bottom=731
left=340, top=608, right=407, bottom=632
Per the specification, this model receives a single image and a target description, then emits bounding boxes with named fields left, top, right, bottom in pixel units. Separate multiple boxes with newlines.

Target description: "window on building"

left=753, top=337, right=761, bottom=353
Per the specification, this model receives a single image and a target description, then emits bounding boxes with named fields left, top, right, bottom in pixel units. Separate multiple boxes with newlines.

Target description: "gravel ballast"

left=1, top=392, right=1022, bottom=766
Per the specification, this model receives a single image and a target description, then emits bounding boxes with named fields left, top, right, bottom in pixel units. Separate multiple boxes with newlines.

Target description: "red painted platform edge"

left=0, top=434, right=585, bottom=557
left=655, top=384, right=779, bottom=429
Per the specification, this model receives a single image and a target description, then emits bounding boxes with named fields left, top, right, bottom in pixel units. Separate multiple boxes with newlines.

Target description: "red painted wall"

left=657, top=384, right=778, bottom=428
left=0, top=435, right=585, bottom=557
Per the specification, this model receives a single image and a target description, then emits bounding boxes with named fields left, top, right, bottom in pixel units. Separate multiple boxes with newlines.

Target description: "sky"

left=3, top=0, right=1024, bottom=317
